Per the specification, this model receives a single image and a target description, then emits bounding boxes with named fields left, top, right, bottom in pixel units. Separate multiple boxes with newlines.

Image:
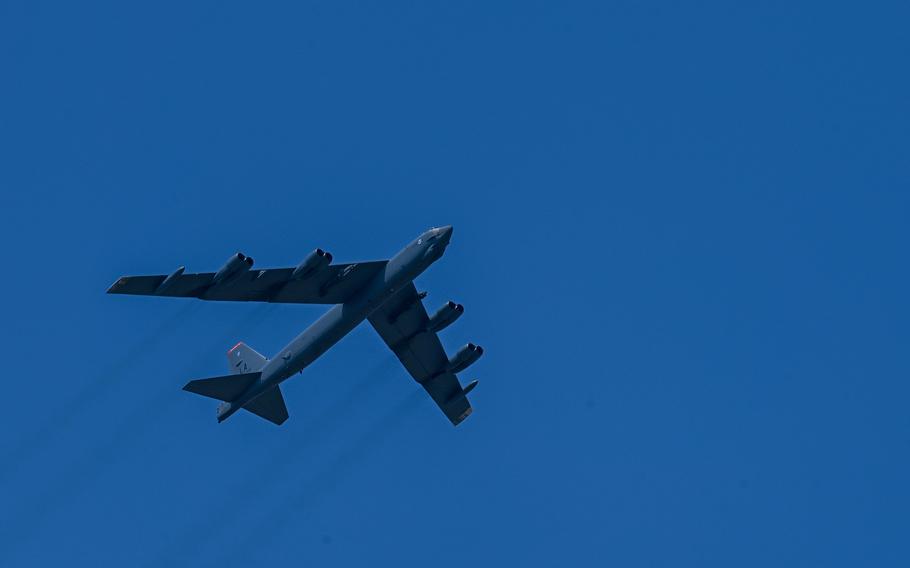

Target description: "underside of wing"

left=368, top=283, right=480, bottom=426
left=108, top=259, right=388, bottom=304
left=108, top=273, right=214, bottom=297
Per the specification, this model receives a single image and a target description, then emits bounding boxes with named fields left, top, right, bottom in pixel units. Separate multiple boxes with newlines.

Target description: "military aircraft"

left=107, top=226, right=482, bottom=426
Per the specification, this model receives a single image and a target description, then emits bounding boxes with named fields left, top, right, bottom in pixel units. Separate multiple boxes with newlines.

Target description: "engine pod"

left=448, top=342, right=483, bottom=374
left=213, top=253, right=254, bottom=285
left=427, top=301, right=464, bottom=332
left=292, top=248, right=332, bottom=280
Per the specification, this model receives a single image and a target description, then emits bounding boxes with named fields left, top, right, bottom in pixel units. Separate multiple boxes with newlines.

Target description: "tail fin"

left=227, top=342, right=268, bottom=374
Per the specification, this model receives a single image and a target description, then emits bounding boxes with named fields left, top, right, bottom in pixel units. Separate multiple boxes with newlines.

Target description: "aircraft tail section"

left=243, top=386, right=289, bottom=425
left=227, top=342, right=268, bottom=374
left=212, top=384, right=288, bottom=425
left=185, top=343, right=289, bottom=426
left=183, top=372, right=261, bottom=402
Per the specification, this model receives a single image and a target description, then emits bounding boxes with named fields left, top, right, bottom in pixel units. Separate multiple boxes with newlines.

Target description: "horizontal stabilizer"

left=243, top=386, right=289, bottom=425
left=183, top=372, right=260, bottom=402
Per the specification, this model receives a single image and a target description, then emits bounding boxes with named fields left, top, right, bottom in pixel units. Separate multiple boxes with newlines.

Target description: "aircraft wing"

left=107, top=261, right=388, bottom=304
left=367, top=283, right=475, bottom=426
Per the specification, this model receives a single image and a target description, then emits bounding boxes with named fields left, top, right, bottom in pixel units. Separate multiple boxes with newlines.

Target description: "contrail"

left=206, top=390, right=425, bottom=568
left=0, top=301, right=201, bottom=482
left=152, top=355, right=402, bottom=566
left=0, top=303, right=278, bottom=560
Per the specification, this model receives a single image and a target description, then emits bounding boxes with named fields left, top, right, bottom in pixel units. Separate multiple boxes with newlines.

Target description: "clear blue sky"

left=1, top=1, right=907, bottom=566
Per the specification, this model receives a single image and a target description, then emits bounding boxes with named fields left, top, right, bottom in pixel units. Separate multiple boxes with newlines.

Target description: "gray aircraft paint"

left=109, top=225, right=480, bottom=426
left=216, top=226, right=454, bottom=422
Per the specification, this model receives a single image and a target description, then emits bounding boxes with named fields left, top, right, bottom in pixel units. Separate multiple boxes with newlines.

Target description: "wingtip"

left=106, top=277, right=127, bottom=294
left=452, top=406, right=473, bottom=426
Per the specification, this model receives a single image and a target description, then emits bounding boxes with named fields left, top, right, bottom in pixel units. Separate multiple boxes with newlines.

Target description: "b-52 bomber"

left=107, top=226, right=482, bottom=426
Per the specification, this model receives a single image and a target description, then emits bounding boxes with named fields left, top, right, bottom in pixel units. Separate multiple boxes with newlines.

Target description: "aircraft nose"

left=439, top=225, right=454, bottom=242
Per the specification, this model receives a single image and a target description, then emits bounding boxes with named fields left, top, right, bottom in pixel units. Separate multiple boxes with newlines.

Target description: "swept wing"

left=108, top=260, right=387, bottom=304
left=367, top=283, right=477, bottom=425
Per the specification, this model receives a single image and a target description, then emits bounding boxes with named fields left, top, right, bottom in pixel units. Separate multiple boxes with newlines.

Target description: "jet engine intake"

left=292, top=248, right=333, bottom=280
left=427, top=301, right=464, bottom=333
left=448, top=342, right=484, bottom=374
left=213, top=252, right=254, bottom=285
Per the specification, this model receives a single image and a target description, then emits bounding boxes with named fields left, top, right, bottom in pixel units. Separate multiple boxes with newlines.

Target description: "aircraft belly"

left=266, top=282, right=399, bottom=384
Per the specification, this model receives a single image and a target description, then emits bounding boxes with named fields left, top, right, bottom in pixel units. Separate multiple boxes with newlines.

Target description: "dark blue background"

left=1, top=1, right=907, bottom=566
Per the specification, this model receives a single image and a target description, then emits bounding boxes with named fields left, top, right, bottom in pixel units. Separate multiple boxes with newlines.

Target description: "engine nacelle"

left=448, top=343, right=484, bottom=374
left=213, top=252, right=254, bottom=285
left=427, top=301, right=464, bottom=333
left=292, top=248, right=333, bottom=280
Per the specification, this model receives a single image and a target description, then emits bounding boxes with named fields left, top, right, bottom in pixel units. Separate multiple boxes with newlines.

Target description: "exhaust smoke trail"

left=152, top=355, right=402, bottom=566
left=0, top=303, right=278, bottom=561
left=0, top=301, right=201, bottom=482
left=206, top=390, right=425, bottom=568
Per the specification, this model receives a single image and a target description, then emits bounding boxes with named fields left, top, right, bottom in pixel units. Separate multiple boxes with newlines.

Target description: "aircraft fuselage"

left=216, top=225, right=453, bottom=421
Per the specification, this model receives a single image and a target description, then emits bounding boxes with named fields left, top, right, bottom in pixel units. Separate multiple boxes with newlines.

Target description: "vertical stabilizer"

left=227, top=342, right=268, bottom=374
